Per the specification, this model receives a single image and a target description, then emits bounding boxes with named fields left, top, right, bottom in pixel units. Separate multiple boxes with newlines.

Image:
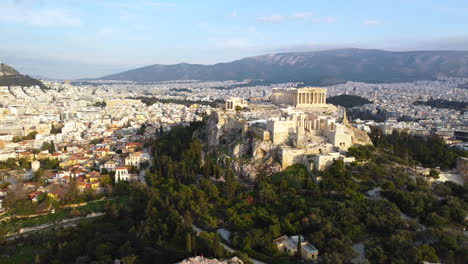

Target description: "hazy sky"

left=0, top=0, right=467, bottom=79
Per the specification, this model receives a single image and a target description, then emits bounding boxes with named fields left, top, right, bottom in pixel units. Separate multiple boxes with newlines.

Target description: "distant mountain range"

left=0, top=63, right=48, bottom=89
left=99, top=49, right=468, bottom=85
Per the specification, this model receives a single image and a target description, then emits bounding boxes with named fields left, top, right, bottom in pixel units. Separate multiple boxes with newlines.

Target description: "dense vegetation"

left=1, top=124, right=466, bottom=263
left=0, top=75, right=48, bottom=91
left=414, top=99, right=468, bottom=112
left=93, top=101, right=107, bottom=108
left=366, top=128, right=467, bottom=169
left=0, top=63, right=20, bottom=75
left=12, top=131, right=38, bottom=143
left=327, top=94, right=372, bottom=108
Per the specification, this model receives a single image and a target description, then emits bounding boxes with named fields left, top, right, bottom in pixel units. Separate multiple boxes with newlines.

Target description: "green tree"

left=49, top=140, right=56, bottom=153
left=212, top=233, right=223, bottom=257
left=24, top=131, right=38, bottom=140
left=417, top=245, right=439, bottom=263
left=186, top=233, right=193, bottom=254
left=41, top=141, right=50, bottom=151
left=429, top=169, right=439, bottom=179
left=0, top=225, right=7, bottom=245
left=297, top=235, right=302, bottom=258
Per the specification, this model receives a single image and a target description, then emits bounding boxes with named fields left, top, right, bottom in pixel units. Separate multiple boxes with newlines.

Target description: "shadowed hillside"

left=0, top=63, right=48, bottom=90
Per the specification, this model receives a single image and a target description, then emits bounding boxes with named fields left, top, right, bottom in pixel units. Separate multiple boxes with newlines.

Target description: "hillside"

left=327, top=94, right=372, bottom=108
left=0, top=63, right=48, bottom=90
left=99, top=49, right=468, bottom=84
left=0, top=63, right=20, bottom=76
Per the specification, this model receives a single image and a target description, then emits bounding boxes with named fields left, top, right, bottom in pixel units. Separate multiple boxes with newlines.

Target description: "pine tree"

left=212, top=233, right=223, bottom=257
left=192, top=234, right=196, bottom=253
left=49, top=140, right=56, bottom=153
left=186, top=233, right=192, bottom=254
left=297, top=235, right=302, bottom=258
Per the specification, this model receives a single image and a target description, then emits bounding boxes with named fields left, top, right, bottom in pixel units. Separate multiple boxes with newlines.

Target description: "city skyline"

left=0, top=0, right=468, bottom=78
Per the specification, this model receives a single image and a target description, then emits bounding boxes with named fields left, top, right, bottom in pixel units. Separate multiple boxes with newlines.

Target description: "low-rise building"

left=225, top=97, right=248, bottom=111
left=125, top=152, right=150, bottom=168
left=100, top=159, right=119, bottom=172
left=115, top=167, right=130, bottom=183
left=273, top=235, right=319, bottom=261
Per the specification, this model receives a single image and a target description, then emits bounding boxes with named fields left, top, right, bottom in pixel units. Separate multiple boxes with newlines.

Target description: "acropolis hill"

left=196, top=87, right=372, bottom=179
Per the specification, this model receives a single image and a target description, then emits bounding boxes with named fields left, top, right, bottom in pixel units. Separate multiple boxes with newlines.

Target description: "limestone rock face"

left=346, top=124, right=373, bottom=146
left=195, top=110, right=371, bottom=180
left=195, top=111, right=243, bottom=148
left=195, top=111, right=282, bottom=180
left=231, top=138, right=282, bottom=179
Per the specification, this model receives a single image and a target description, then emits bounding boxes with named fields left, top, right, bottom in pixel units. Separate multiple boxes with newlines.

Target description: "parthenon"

left=271, top=87, right=327, bottom=107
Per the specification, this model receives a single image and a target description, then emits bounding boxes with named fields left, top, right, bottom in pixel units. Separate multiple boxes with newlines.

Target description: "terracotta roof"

left=87, top=171, right=101, bottom=177
left=95, top=148, right=109, bottom=152
left=126, top=142, right=143, bottom=146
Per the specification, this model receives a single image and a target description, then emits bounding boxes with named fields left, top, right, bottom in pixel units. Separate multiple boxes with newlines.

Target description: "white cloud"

left=119, top=10, right=137, bottom=21
left=312, top=16, right=337, bottom=24
left=97, top=27, right=115, bottom=35
left=364, top=20, right=383, bottom=26
left=247, top=26, right=256, bottom=33
left=290, top=12, right=313, bottom=19
left=257, top=14, right=286, bottom=23
left=0, top=1, right=81, bottom=27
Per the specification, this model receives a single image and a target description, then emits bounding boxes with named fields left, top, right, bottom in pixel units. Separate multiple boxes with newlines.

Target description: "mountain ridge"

left=99, top=48, right=468, bottom=85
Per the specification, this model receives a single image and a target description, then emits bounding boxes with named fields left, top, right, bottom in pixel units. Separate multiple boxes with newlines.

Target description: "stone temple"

left=271, top=87, right=327, bottom=107
left=203, top=87, right=372, bottom=179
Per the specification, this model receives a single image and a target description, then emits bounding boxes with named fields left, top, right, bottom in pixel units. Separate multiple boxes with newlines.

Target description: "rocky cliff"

left=195, top=110, right=372, bottom=179
left=347, top=124, right=374, bottom=146
left=195, top=111, right=282, bottom=180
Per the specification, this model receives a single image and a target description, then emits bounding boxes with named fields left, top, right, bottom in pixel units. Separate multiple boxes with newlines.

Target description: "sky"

left=0, top=0, right=467, bottom=79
